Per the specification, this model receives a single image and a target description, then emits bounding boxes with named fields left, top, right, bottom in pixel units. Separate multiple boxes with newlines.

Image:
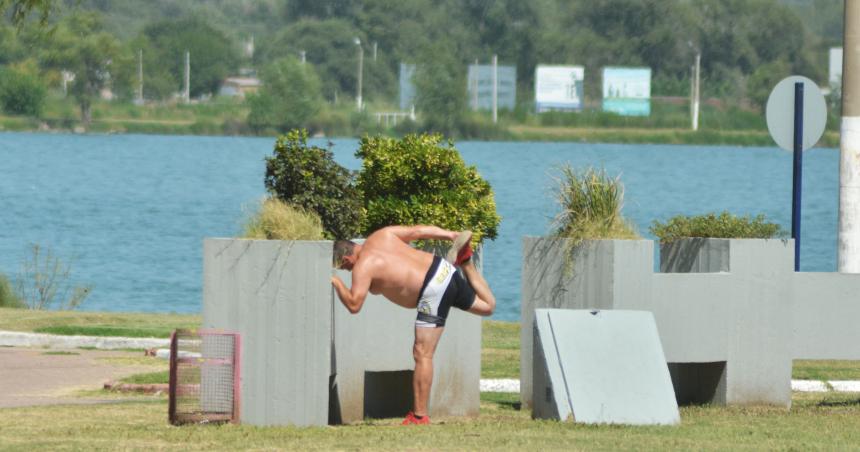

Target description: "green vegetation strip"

left=119, top=370, right=169, bottom=385
left=4, top=309, right=860, bottom=381
left=0, top=307, right=199, bottom=336
left=1, top=393, right=859, bottom=450
left=33, top=325, right=174, bottom=338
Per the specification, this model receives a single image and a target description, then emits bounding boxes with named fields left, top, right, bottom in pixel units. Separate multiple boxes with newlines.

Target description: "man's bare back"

left=356, top=228, right=435, bottom=308
left=330, top=225, right=460, bottom=313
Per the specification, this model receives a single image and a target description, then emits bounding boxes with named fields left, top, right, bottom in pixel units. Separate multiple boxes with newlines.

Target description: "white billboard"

left=467, top=64, right=517, bottom=111
left=535, top=65, right=584, bottom=112
left=602, top=67, right=651, bottom=116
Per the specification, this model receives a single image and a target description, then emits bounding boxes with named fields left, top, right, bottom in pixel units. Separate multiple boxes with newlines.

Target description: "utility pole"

left=137, top=49, right=143, bottom=105
left=473, top=59, right=479, bottom=110
left=184, top=51, right=190, bottom=104
left=839, top=0, right=860, bottom=272
left=492, top=54, right=498, bottom=123
left=692, top=51, right=701, bottom=131
left=373, top=41, right=377, bottom=62
left=354, top=38, right=363, bottom=111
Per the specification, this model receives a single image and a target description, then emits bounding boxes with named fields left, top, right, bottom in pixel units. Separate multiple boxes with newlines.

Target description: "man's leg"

left=460, top=260, right=496, bottom=316
left=412, top=326, right=445, bottom=418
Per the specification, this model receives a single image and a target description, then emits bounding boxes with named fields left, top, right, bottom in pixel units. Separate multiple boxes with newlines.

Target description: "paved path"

left=0, top=347, right=161, bottom=408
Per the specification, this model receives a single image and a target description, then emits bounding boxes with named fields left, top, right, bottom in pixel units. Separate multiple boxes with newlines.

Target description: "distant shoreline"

left=0, top=115, right=841, bottom=147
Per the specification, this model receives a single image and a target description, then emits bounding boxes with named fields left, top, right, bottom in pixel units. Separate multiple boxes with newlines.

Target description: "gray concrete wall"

left=204, top=238, right=481, bottom=426
left=522, top=237, right=840, bottom=409
left=203, top=239, right=333, bottom=427
left=792, top=272, right=860, bottom=360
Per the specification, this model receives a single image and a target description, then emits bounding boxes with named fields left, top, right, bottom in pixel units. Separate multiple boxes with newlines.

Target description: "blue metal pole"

left=792, top=82, right=804, bottom=272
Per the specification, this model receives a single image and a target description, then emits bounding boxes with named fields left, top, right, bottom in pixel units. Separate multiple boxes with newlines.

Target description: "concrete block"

left=532, top=309, right=679, bottom=425
left=791, top=272, right=860, bottom=360
left=330, top=249, right=482, bottom=423
left=203, top=239, right=332, bottom=426
left=523, top=237, right=802, bottom=409
left=521, top=237, right=653, bottom=408
left=204, top=238, right=482, bottom=425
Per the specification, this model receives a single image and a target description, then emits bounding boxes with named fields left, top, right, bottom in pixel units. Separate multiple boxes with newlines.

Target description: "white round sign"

left=765, top=75, right=827, bottom=151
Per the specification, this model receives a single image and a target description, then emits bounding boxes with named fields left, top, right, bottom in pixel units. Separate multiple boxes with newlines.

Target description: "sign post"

left=766, top=76, right=827, bottom=271
left=791, top=83, right=804, bottom=270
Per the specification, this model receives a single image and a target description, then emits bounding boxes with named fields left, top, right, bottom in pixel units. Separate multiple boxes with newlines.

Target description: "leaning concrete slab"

left=203, top=239, right=332, bottom=427
left=532, top=309, right=680, bottom=425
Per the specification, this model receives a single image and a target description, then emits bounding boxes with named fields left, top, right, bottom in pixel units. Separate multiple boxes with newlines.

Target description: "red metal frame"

left=167, top=329, right=241, bottom=425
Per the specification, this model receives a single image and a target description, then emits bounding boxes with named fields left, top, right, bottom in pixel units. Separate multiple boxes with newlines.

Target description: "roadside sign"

left=766, top=76, right=827, bottom=151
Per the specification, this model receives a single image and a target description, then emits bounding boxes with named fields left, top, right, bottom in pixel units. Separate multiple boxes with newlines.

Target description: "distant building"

left=399, top=63, right=416, bottom=111
left=219, top=77, right=262, bottom=98
left=830, top=47, right=843, bottom=88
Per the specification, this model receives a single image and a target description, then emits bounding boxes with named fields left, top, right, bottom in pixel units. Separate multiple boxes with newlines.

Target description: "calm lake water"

left=0, top=132, right=840, bottom=321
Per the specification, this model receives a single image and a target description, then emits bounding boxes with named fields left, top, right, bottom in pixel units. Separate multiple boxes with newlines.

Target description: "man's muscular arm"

left=331, top=263, right=371, bottom=314
left=386, top=225, right=458, bottom=243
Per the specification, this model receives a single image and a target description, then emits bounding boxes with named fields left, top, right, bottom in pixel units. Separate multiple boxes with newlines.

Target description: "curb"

left=0, top=331, right=170, bottom=350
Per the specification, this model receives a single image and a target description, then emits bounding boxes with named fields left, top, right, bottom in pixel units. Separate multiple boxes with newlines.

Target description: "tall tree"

left=42, top=11, right=119, bottom=124
left=0, top=0, right=53, bottom=26
left=141, top=18, right=239, bottom=98
left=247, top=57, right=323, bottom=133
left=413, top=40, right=467, bottom=136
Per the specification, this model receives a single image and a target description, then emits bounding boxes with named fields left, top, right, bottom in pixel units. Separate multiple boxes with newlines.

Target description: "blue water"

left=0, top=132, right=839, bottom=320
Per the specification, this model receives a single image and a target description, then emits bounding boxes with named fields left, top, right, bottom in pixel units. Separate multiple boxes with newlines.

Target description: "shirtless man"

left=331, top=225, right=496, bottom=425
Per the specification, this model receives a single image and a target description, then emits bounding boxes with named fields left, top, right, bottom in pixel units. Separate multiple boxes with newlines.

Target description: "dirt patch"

left=0, top=346, right=164, bottom=408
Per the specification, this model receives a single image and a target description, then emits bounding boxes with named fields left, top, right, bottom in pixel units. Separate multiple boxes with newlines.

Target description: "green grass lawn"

left=1, top=393, right=859, bottom=450
left=0, top=307, right=199, bottom=338
left=4, top=307, right=860, bottom=382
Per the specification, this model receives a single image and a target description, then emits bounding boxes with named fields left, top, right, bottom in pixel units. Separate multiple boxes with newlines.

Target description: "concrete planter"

left=521, top=237, right=807, bottom=409
left=521, top=237, right=653, bottom=409
left=203, top=238, right=481, bottom=426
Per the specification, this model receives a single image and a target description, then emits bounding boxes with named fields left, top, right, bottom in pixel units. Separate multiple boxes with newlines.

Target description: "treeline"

left=0, top=0, right=844, bottom=137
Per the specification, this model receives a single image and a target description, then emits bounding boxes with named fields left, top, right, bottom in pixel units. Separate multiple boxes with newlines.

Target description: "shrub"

left=264, top=129, right=362, bottom=240
left=551, top=165, right=639, bottom=244
left=0, top=274, right=24, bottom=308
left=15, top=244, right=91, bottom=310
left=356, top=133, right=500, bottom=243
left=242, top=197, right=324, bottom=240
left=0, top=67, right=46, bottom=117
left=650, top=211, right=785, bottom=243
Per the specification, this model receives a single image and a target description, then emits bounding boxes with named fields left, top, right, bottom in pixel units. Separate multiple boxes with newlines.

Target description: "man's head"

left=333, top=240, right=358, bottom=270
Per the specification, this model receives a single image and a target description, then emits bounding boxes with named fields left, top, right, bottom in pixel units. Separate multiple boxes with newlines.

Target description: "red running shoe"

left=401, top=411, right=431, bottom=425
left=446, top=230, right=473, bottom=266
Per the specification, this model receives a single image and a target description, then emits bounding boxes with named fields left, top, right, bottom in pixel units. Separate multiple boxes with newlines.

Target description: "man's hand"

left=331, top=273, right=367, bottom=314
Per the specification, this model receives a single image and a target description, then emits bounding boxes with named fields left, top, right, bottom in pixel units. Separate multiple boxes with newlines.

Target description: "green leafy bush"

left=242, top=197, right=324, bottom=240
left=551, top=165, right=639, bottom=244
left=264, top=129, right=362, bottom=240
left=356, top=133, right=500, bottom=243
left=0, top=274, right=24, bottom=308
left=0, top=67, right=46, bottom=117
left=650, top=211, right=785, bottom=243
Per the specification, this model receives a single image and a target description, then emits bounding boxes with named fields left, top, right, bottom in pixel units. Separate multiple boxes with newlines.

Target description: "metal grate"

left=168, top=329, right=241, bottom=425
